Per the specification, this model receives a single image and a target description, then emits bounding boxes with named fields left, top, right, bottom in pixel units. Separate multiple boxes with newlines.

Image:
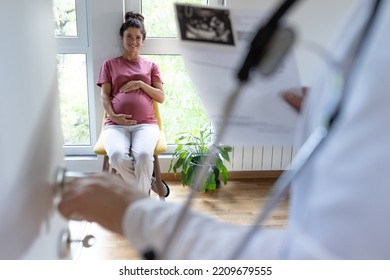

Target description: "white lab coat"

left=122, top=0, right=390, bottom=259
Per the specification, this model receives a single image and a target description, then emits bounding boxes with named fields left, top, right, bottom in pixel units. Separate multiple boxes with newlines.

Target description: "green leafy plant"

left=168, top=126, right=232, bottom=192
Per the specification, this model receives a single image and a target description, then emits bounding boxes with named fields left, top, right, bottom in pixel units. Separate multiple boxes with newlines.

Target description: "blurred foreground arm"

left=58, top=173, right=147, bottom=234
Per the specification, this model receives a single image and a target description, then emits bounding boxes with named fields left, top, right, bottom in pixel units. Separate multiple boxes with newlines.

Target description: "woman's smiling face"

left=122, top=27, right=143, bottom=55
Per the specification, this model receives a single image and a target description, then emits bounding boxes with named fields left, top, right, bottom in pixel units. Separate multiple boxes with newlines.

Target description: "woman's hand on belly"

left=119, top=80, right=142, bottom=93
left=109, top=113, right=137, bottom=126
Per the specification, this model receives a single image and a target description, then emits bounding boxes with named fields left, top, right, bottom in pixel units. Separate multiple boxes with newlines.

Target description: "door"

left=0, top=0, right=69, bottom=259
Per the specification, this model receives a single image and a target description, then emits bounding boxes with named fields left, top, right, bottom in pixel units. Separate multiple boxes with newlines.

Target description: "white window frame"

left=56, top=0, right=97, bottom=156
left=55, top=0, right=88, bottom=48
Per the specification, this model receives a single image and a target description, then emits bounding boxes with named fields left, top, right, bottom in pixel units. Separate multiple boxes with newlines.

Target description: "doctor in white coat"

left=58, top=0, right=390, bottom=259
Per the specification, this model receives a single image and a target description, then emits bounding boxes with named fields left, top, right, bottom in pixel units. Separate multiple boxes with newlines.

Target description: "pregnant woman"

left=97, top=11, right=165, bottom=195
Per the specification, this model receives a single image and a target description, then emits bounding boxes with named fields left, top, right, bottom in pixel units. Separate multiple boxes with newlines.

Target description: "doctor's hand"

left=58, top=173, right=147, bottom=235
left=281, top=86, right=309, bottom=113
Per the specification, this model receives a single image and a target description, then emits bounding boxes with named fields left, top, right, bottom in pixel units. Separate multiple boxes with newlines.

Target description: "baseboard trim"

left=228, top=170, right=283, bottom=179
left=161, top=170, right=282, bottom=181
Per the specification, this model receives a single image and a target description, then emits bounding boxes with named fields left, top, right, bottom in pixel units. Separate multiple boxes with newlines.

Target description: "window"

left=142, top=0, right=208, bottom=38
left=144, top=55, right=209, bottom=143
left=53, top=0, right=77, bottom=37
left=57, top=53, right=89, bottom=145
left=53, top=0, right=92, bottom=154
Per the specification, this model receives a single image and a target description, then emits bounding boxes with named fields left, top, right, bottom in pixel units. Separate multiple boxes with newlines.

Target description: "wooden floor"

left=73, top=178, right=289, bottom=260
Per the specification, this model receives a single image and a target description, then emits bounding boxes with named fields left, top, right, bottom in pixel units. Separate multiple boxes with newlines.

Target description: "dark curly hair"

left=119, top=11, right=146, bottom=40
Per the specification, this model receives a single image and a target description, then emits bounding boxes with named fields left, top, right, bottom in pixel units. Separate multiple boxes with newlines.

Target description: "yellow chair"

left=93, top=101, right=168, bottom=200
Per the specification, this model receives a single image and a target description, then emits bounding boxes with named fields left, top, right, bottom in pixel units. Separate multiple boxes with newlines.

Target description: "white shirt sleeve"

left=122, top=198, right=339, bottom=259
left=122, top=198, right=288, bottom=259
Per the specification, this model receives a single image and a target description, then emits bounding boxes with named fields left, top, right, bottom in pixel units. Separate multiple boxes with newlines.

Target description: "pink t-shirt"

left=97, top=56, right=163, bottom=125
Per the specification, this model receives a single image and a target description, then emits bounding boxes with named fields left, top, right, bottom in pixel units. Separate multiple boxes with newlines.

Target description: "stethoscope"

left=142, top=0, right=383, bottom=260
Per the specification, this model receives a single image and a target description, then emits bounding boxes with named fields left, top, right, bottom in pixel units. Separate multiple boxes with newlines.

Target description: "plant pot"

left=190, top=161, right=221, bottom=192
left=168, top=127, right=231, bottom=192
left=192, top=155, right=221, bottom=187
left=213, top=166, right=221, bottom=188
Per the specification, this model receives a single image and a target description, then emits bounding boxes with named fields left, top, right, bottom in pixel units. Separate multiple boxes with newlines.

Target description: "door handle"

left=55, top=168, right=96, bottom=259
left=55, top=166, right=85, bottom=196
left=58, top=228, right=95, bottom=259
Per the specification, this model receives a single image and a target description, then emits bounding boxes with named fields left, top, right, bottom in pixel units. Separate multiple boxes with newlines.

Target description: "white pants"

left=103, top=124, right=159, bottom=194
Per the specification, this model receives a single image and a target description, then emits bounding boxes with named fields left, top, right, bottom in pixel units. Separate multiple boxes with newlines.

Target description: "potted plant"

left=168, top=126, right=232, bottom=192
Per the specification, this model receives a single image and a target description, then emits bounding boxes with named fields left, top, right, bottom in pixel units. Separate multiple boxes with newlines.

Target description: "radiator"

left=226, top=145, right=294, bottom=171
left=160, top=145, right=294, bottom=173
